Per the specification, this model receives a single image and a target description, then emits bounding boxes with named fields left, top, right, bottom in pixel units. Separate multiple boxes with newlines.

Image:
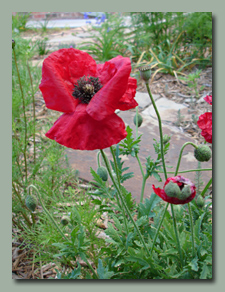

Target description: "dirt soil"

left=12, top=27, right=212, bottom=279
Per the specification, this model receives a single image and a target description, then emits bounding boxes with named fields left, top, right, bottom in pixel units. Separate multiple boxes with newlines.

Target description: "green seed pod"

left=179, top=185, right=192, bottom=200
left=97, top=166, right=108, bottom=181
left=133, top=113, right=143, bottom=127
left=61, top=216, right=70, bottom=226
left=196, top=195, right=205, bottom=209
left=194, top=145, right=212, bottom=162
left=139, top=66, right=151, bottom=82
left=164, top=181, right=181, bottom=198
left=163, top=134, right=170, bottom=144
left=25, top=195, right=37, bottom=212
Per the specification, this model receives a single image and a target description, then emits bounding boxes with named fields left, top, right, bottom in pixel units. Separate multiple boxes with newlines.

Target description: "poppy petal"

left=117, top=77, right=138, bottom=111
left=86, top=56, right=134, bottom=121
left=39, top=48, right=97, bottom=113
left=45, top=103, right=127, bottom=150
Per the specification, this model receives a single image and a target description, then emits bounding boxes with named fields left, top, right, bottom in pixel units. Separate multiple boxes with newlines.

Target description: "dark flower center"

left=72, top=76, right=103, bottom=104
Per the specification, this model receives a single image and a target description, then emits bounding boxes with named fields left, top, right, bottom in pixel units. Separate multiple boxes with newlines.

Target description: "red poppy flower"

left=197, top=95, right=212, bottom=143
left=39, top=48, right=138, bottom=150
left=152, top=176, right=196, bottom=205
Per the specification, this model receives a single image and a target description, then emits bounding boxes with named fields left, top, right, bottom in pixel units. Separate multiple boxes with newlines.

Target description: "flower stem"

left=97, top=151, right=101, bottom=168
left=13, top=47, right=28, bottom=189
left=158, top=168, right=212, bottom=174
left=27, top=61, right=36, bottom=179
left=174, top=142, right=198, bottom=176
left=200, top=177, right=212, bottom=197
left=145, top=82, right=167, bottom=180
left=150, top=202, right=169, bottom=255
left=171, top=204, right=183, bottom=267
left=188, top=203, right=195, bottom=257
left=100, top=149, right=151, bottom=257
left=109, top=147, right=129, bottom=235
left=135, top=153, right=147, bottom=204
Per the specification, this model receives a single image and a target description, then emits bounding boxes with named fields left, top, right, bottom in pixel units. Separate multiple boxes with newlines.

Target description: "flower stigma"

left=72, top=75, right=103, bottom=104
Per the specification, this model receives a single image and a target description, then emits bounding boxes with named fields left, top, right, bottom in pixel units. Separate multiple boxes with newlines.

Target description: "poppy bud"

left=61, top=216, right=70, bottom=226
left=12, top=39, right=15, bottom=49
left=164, top=181, right=181, bottom=198
left=25, top=195, right=37, bottom=212
left=163, top=134, right=170, bottom=144
left=179, top=185, right=192, bottom=200
left=196, top=195, right=205, bottom=209
left=194, top=145, right=212, bottom=162
left=97, top=166, right=108, bottom=181
left=139, top=66, right=151, bottom=82
left=133, top=113, right=143, bottom=127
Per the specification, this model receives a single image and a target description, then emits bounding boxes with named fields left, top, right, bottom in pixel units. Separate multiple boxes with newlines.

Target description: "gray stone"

left=134, top=91, right=160, bottom=109
left=142, top=97, right=192, bottom=124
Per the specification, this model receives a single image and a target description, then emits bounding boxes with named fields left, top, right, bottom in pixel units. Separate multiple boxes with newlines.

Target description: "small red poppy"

left=197, top=95, right=212, bottom=144
left=152, top=176, right=196, bottom=205
left=39, top=48, right=138, bottom=150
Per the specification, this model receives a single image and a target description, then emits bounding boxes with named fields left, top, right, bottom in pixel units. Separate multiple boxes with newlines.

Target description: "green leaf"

left=139, top=194, right=162, bottom=218
left=200, top=263, right=210, bottom=279
left=189, top=257, right=199, bottom=272
left=97, top=259, right=114, bottom=279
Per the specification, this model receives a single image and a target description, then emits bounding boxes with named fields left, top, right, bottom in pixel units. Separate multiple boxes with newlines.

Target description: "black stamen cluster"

left=72, top=76, right=103, bottom=104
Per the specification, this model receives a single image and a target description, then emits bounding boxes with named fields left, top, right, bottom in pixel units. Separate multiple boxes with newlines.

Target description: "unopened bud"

left=179, top=185, right=192, bottom=200
left=163, top=134, right=170, bottom=144
left=97, top=166, right=108, bottom=181
left=61, top=216, right=70, bottom=226
left=133, top=113, right=143, bottom=127
left=25, top=195, right=37, bottom=212
left=196, top=195, right=205, bottom=209
left=194, top=145, right=212, bottom=162
left=12, top=39, right=15, bottom=49
left=165, top=181, right=181, bottom=198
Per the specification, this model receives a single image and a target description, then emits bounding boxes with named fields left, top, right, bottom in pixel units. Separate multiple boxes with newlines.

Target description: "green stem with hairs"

left=145, top=82, right=167, bottom=181
left=200, top=177, right=212, bottom=197
left=159, top=168, right=212, bottom=174
left=188, top=203, right=195, bottom=257
left=109, top=147, right=129, bottom=235
left=100, top=149, right=151, bottom=257
left=171, top=204, right=183, bottom=267
left=27, top=61, right=36, bottom=179
left=13, top=47, right=28, bottom=189
left=174, top=142, right=198, bottom=176
left=150, top=202, right=169, bottom=255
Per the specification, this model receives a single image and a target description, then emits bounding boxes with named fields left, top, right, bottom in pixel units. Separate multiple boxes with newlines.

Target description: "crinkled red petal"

left=86, top=56, right=135, bottom=121
left=204, top=95, right=212, bottom=105
left=117, top=77, right=138, bottom=111
left=45, top=104, right=127, bottom=150
left=197, top=112, right=212, bottom=143
left=39, top=49, right=97, bottom=113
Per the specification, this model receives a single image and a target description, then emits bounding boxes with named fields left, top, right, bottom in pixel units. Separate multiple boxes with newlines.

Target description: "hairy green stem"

left=27, top=61, right=36, bottom=178
left=171, top=204, right=183, bottom=267
left=150, top=202, right=169, bottom=255
left=100, top=150, right=151, bottom=257
left=13, top=48, right=28, bottom=187
left=188, top=203, right=195, bottom=257
left=135, top=106, right=139, bottom=139
left=97, top=151, right=101, bottom=168
left=145, top=82, right=167, bottom=181
left=109, top=147, right=129, bottom=235
left=174, top=142, right=198, bottom=176
left=158, top=168, right=212, bottom=174
left=200, top=177, right=212, bottom=197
